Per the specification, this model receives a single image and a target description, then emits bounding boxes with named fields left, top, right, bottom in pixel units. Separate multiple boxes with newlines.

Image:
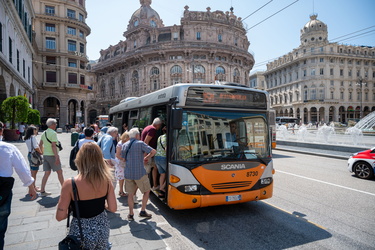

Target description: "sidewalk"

left=5, top=132, right=171, bottom=250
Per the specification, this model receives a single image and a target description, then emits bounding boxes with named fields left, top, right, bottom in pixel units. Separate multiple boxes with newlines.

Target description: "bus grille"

left=211, top=181, right=252, bottom=190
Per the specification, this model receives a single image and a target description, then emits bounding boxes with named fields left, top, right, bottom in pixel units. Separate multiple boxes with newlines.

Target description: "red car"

left=347, top=147, right=375, bottom=179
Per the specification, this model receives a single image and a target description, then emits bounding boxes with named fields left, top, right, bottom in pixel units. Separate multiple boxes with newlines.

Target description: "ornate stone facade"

left=265, top=15, right=375, bottom=124
left=32, top=0, right=92, bottom=127
left=0, top=0, right=34, bottom=107
left=90, top=1, right=254, bottom=117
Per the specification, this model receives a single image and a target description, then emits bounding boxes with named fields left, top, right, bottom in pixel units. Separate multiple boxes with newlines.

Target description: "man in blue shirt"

left=122, top=128, right=156, bottom=221
left=97, top=126, right=118, bottom=166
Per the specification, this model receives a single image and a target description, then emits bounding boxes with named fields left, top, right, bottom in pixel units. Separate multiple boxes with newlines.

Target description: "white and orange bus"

left=109, top=83, right=274, bottom=209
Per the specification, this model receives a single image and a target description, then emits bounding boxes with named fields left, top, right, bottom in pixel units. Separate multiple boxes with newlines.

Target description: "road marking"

left=277, top=170, right=375, bottom=197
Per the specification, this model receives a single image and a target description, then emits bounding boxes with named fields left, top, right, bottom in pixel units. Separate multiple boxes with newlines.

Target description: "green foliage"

left=1, top=96, right=29, bottom=129
left=27, top=108, right=41, bottom=125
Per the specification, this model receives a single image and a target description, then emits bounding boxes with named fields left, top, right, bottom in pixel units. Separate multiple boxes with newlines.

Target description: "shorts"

left=27, top=152, right=40, bottom=171
left=43, top=155, right=62, bottom=172
left=125, top=175, right=151, bottom=195
left=144, top=157, right=155, bottom=174
left=154, top=156, right=167, bottom=174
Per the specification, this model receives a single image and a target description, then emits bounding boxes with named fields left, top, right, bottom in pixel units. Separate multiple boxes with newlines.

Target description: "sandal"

left=118, top=191, right=128, bottom=197
left=158, top=190, right=165, bottom=198
left=127, top=214, right=134, bottom=221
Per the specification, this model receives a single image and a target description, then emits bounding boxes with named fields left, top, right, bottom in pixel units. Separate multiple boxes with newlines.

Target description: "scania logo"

left=221, top=164, right=246, bottom=170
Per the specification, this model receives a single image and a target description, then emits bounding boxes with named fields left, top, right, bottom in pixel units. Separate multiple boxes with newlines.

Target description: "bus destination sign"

left=186, top=87, right=267, bottom=109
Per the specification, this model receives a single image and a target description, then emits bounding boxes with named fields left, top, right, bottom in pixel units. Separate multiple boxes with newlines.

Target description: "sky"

left=85, top=0, right=375, bottom=73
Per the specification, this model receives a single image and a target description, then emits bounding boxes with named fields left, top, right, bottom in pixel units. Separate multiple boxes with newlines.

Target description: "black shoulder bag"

left=44, top=131, right=63, bottom=151
left=58, top=178, right=86, bottom=250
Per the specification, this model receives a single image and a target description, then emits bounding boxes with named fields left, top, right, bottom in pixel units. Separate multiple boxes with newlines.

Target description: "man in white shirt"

left=0, top=121, right=37, bottom=248
left=78, top=127, right=95, bottom=148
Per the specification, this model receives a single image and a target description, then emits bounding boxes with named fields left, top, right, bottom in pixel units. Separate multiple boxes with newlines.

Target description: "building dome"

left=300, top=14, right=328, bottom=45
left=128, top=0, right=163, bottom=29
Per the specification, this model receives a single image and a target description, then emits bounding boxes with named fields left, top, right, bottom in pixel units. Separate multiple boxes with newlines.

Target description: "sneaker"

left=40, top=191, right=51, bottom=196
left=139, top=211, right=152, bottom=218
left=127, top=214, right=134, bottom=221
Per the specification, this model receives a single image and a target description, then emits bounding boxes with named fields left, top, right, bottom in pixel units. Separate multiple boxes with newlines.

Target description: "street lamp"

left=356, top=76, right=367, bottom=119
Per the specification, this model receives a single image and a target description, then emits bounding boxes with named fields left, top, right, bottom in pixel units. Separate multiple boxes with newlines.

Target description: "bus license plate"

left=226, top=195, right=241, bottom=202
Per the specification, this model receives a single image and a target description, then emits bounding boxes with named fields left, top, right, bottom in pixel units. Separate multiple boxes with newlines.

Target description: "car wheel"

left=353, top=162, right=374, bottom=180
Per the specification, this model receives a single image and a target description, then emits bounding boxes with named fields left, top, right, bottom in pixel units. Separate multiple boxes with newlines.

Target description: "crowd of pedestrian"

left=0, top=117, right=168, bottom=249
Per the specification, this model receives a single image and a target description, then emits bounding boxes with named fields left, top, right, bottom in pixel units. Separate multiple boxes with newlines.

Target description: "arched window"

left=304, top=86, right=308, bottom=101
left=131, top=71, right=139, bottom=93
left=193, top=65, right=205, bottom=83
left=150, top=67, right=160, bottom=90
left=170, top=65, right=182, bottom=84
left=216, top=66, right=225, bottom=74
left=150, top=67, right=160, bottom=75
left=233, top=68, right=240, bottom=83
left=170, top=65, right=182, bottom=74
left=215, top=66, right=226, bottom=81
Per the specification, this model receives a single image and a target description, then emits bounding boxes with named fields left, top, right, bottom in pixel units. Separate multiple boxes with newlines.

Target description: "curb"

left=273, top=147, right=349, bottom=160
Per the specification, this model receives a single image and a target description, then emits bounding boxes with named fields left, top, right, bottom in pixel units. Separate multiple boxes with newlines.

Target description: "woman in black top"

left=56, top=142, right=117, bottom=249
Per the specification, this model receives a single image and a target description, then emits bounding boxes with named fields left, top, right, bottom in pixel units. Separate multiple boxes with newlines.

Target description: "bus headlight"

left=261, top=178, right=272, bottom=185
left=184, top=185, right=198, bottom=192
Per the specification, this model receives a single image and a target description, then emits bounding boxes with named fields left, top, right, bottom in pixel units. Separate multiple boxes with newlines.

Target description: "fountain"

left=278, top=125, right=289, bottom=140
left=354, top=111, right=375, bottom=132
left=345, top=127, right=364, bottom=146
left=296, top=124, right=308, bottom=142
left=316, top=124, right=335, bottom=143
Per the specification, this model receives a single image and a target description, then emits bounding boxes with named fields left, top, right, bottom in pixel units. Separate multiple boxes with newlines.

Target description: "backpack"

left=69, top=141, right=79, bottom=171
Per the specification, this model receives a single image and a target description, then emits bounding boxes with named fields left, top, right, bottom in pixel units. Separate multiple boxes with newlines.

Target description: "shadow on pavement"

left=37, top=196, right=60, bottom=209
left=153, top=198, right=332, bottom=249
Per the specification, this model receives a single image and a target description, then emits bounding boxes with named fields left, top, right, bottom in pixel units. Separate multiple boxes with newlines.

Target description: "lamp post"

left=356, top=76, right=367, bottom=119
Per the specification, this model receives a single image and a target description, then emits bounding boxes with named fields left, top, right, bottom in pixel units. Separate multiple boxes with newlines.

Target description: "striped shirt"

left=121, top=139, right=153, bottom=180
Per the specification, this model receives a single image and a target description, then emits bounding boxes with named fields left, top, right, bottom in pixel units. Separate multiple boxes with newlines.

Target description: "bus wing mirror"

left=172, top=108, right=183, bottom=129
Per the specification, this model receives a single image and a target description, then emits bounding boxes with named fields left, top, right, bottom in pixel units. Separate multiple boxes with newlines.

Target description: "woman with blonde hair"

left=115, top=132, right=129, bottom=196
left=56, top=142, right=117, bottom=249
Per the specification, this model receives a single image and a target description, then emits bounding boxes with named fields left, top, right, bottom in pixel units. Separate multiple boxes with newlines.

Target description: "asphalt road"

left=153, top=149, right=375, bottom=250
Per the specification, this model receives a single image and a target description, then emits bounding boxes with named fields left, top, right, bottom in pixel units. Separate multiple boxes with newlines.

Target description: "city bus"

left=109, top=83, right=274, bottom=209
left=275, top=117, right=299, bottom=126
left=97, top=115, right=109, bottom=128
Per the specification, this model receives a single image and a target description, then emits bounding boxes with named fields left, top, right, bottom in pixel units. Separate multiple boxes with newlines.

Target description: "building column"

left=308, top=109, right=311, bottom=123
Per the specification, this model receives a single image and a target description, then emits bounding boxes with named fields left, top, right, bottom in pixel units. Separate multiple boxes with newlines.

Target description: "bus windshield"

left=172, top=110, right=270, bottom=163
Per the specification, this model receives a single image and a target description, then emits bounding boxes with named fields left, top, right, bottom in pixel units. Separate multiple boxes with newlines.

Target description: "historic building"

left=249, top=71, right=265, bottom=90
left=90, top=0, right=254, bottom=120
left=264, top=14, right=375, bottom=124
left=0, top=0, right=34, bottom=105
left=32, top=0, right=92, bottom=127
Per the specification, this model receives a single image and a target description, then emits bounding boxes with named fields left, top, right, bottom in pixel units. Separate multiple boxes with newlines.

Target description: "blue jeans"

left=154, top=156, right=167, bottom=174
left=0, top=191, right=12, bottom=249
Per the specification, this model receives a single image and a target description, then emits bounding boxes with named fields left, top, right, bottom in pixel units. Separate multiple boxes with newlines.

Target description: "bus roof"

left=109, top=83, right=269, bottom=114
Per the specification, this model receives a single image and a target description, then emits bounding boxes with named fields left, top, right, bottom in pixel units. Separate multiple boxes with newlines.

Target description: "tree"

left=1, top=96, right=29, bottom=129
left=27, top=108, right=41, bottom=125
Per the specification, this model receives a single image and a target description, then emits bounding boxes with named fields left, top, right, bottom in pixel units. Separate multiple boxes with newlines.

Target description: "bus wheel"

left=354, top=162, right=373, bottom=180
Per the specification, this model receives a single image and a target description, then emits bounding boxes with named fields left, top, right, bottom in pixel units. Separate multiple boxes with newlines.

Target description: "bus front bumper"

left=167, top=182, right=273, bottom=210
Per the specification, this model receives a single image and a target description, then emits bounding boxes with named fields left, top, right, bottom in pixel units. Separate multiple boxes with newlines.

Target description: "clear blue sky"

left=85, top=0, right=375, bottom=73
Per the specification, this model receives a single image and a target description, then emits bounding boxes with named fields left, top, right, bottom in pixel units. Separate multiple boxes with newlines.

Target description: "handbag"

left=44, top=131, right=63, bottom=151
left=30, top=137, right=43, bottom=166
left=58, top=178, right=86, bottom=250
